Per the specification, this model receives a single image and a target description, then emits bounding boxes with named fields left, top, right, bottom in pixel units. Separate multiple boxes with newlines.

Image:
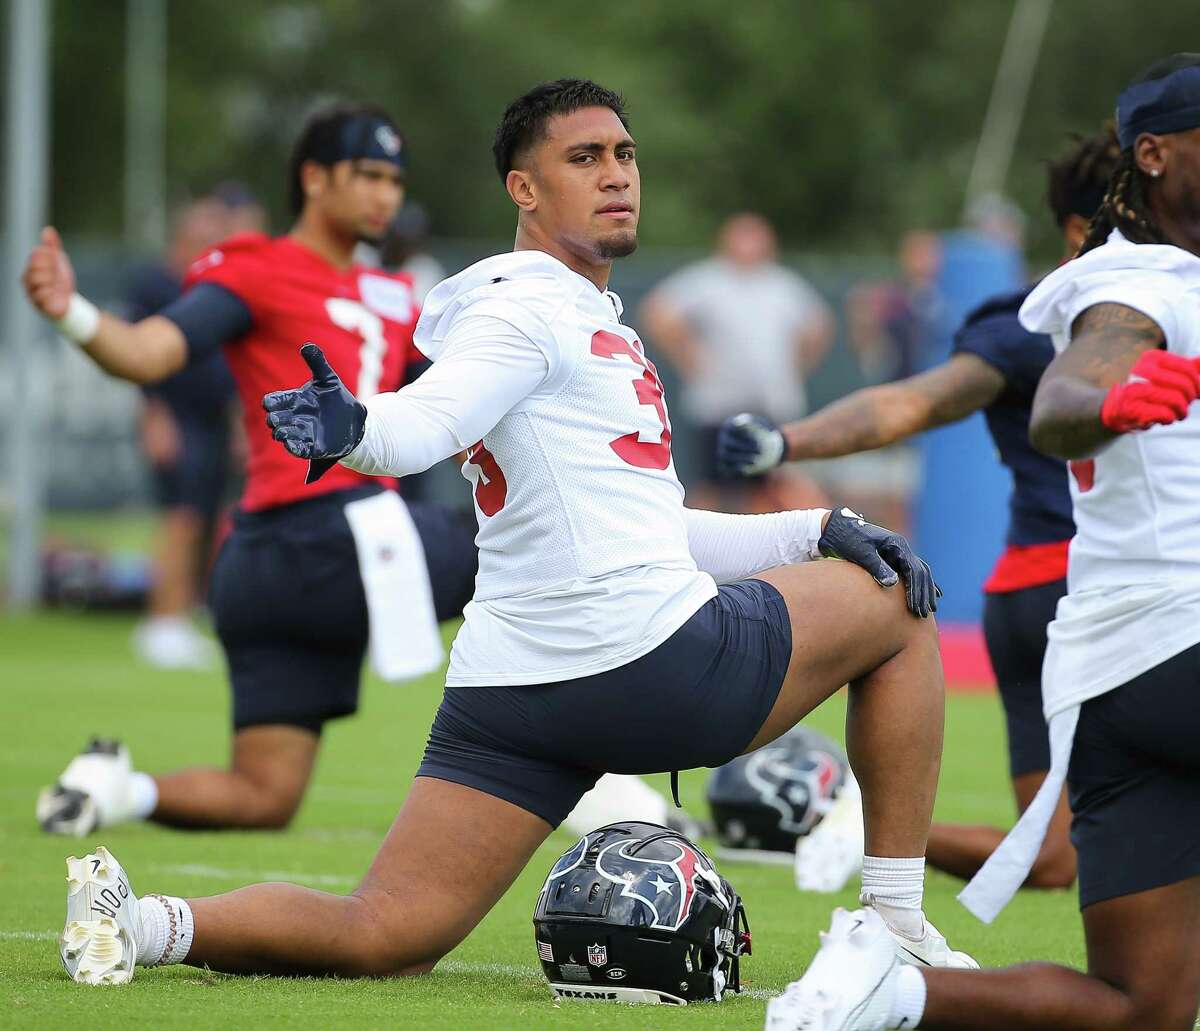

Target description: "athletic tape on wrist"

left=53, top=293, right=100, bottom=345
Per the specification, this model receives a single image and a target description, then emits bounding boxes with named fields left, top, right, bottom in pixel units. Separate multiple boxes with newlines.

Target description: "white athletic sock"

left=887, top=965, right=927, bottom=1029
left=128, top=772, right=158, bottom=821
left=862, top=855, right=925, bottom=938
left=137, top=894, right=195, bottom=966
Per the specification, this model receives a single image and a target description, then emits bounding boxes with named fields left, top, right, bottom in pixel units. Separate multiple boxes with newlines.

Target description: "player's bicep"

left=1050, top=302, right=1166, bottom=391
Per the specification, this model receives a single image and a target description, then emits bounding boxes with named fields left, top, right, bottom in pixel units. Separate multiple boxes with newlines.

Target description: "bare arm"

left=22, top=226, right=187, bottom=384
left=639, top=290, right=701, bottom=379
left=781, top=353, right=1006, bottom=460
left=1029, top=303, right=1164, bottom=460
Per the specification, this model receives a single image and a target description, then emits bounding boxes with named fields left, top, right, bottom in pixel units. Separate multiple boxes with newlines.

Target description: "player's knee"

left=1026, top=845, right=1076, bottom=890
left=241, top=784, right=304, bottom=829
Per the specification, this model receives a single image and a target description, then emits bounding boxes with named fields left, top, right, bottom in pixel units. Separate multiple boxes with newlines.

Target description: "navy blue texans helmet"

left=706, top=725, right=849, bottom=861
left=533, top=821, right=750, bottom=1005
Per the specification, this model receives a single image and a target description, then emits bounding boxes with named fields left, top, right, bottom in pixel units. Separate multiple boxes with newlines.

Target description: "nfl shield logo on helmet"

left=587, top=943, right=608, bottom=967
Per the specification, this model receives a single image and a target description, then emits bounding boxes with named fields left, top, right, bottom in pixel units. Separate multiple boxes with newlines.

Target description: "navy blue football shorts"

left=1068, top=639, right=1200, bottom=909
left=417, top=578, right=792, bottom=828
left=982, top=578, right=1065, bottom=778
left=209, top=486, right=477, bottom=733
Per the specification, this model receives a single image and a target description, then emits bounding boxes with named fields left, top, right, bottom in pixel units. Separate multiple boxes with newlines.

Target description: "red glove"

left=1100, top=349, right=1200, bottom=433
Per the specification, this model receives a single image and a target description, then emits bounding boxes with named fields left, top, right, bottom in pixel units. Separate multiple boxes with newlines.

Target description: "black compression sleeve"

left=158, top=283, right=254, bottom=364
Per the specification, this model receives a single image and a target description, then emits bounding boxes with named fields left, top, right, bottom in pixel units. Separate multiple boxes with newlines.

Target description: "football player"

left=770, top=54, right=1200, bottom=1031
left=52, top=79, right=973, bottom=987
left=718, top=127, right=1121, bottom=892
left=24, top=104, right=479, bottom=833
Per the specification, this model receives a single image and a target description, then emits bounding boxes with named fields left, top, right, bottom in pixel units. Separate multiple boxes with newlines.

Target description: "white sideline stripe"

left=148, top=863, right=355, bottom=887
left=0, top=933, right=776, bottom=1000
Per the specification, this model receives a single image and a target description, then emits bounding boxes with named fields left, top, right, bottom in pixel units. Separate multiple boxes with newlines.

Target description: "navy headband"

left=1117, top=62, right=1200, bottom=150
left=311, top=115, right=406, bottom=171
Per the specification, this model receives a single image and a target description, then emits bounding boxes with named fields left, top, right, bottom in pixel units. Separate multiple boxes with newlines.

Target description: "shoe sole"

left=37, top=785, right=98, bottom=837
left=60, top=917, right=135, bottom=985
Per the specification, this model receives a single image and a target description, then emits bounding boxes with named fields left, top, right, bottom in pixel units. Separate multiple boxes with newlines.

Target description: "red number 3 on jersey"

left=465, top=332, right=673, bottom=518
left=590, top=330, right=673, bottom=470
left=466, top=441, right=508, bottom=516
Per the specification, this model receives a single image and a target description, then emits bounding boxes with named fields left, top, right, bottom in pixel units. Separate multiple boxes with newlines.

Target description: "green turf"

left=0, top=610, right=1085, bottom=1028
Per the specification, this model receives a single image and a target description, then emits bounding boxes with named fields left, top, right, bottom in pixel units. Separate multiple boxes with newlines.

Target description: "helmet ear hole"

left=533, top=820, right=749, bottom=1005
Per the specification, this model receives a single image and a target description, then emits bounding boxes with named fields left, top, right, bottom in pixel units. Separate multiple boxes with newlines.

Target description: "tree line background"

left=36, top=1, right=1199, bottom=262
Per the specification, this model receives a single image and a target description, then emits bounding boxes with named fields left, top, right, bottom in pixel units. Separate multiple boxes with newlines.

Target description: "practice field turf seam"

left=149, top=862, right=356, bottom=887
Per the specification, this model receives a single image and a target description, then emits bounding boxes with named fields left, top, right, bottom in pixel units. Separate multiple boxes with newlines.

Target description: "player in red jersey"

left=24, top=104, right=478, bottom=834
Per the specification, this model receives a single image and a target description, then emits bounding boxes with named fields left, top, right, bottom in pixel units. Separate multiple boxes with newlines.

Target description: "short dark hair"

left=1046, top=123, right=1120, bottom=228
left=287, top=102, right=402, bottom=215
left=492, top=78, right=629, bottom=183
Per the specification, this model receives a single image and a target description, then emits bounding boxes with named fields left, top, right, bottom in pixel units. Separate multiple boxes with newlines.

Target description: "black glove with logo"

left=817, top=507, right=941, bottom=617
left=262, top=343, right=367, bottom=484
left=715, top=413, right=787, bottom=477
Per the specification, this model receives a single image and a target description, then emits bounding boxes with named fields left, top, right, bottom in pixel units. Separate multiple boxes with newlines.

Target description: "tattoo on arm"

left=1030, top=303, right=1165, bottom=459
left=781, top=354, right=1005, bottom=459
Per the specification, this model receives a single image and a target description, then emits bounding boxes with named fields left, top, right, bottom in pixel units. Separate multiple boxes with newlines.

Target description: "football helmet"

left=706, top=726, right=852, bottom=862
left=533, top=821, right=750, bottom=1005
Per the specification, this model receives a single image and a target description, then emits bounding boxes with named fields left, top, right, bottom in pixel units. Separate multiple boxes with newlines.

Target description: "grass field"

left=0, top=608, right=1086, bottom=1029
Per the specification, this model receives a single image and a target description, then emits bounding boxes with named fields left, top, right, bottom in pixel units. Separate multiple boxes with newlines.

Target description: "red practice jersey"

left=184, top=233, right=421, bottom=511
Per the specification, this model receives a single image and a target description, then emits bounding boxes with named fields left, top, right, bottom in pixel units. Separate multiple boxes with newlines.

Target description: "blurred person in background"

left=964, top=191, right=1028, bottom=254
left=378, top=200, right=446, bottom=304
left=640, top=212, right=835, bottom=510
left=211, top=179, right=269, bottom=236
left=836, top=230, right=944, bottom=531
left=124, top=195, right=253, bottom=671
left=24, top=103, right=478, bottom=835
left=720, top=125, right=1121, bottom=893
left=847, top=230, right=943, bottom=387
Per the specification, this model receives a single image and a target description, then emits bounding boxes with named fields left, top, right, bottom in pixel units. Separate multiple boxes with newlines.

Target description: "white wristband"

left=54, top=293, right=100, bottom=345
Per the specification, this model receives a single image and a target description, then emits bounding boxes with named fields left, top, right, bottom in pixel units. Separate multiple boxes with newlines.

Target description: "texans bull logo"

left=594, top=837, right=724, bottom=932
left=745, top=746, right=841, bottom=837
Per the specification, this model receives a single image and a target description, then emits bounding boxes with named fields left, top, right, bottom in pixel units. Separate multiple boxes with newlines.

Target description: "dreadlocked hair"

left=1046, top=123, right=1120, bottom=228
left=1077, top=146, right=1169, bottom=256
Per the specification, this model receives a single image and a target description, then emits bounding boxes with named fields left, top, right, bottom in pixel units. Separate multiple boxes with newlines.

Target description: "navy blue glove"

left=716, top=413, right=787, bottom=477
left=818, top=507, right=941, bottom=618
left=262, top=343, right=367, bottom=484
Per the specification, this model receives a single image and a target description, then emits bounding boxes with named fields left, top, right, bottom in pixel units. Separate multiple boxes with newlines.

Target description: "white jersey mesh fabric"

left=416, top=251, right=717, bottom=686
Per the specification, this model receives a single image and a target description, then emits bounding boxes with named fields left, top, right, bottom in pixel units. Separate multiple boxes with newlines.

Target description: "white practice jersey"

left=411, top=252, right=718, bottom=686
left=1020, top=229, right=1200, bottom=713
left=961, top=233, right=1200, bottom=922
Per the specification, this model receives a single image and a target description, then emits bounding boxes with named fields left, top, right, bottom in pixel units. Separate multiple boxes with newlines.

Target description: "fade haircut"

left=1046, top=123, right=1121, bottom=228
left=287, top=102, right=402, bottom=215
left=492, top=79, right=630, bottom=183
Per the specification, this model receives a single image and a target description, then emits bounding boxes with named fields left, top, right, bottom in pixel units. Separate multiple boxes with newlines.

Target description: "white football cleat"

left=37, top=738, right=134, bottom=836
left=60, top=846, right=140, bottom=985
left=794, top=774, right=864, bottom=893
left=765, top=907, right=898, bottom=1031
left=861, top=894, right=979, bottom=969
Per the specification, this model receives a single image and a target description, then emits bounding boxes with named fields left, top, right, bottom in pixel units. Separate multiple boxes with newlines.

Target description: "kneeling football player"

left=49, top=79, right=973, bottom=989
